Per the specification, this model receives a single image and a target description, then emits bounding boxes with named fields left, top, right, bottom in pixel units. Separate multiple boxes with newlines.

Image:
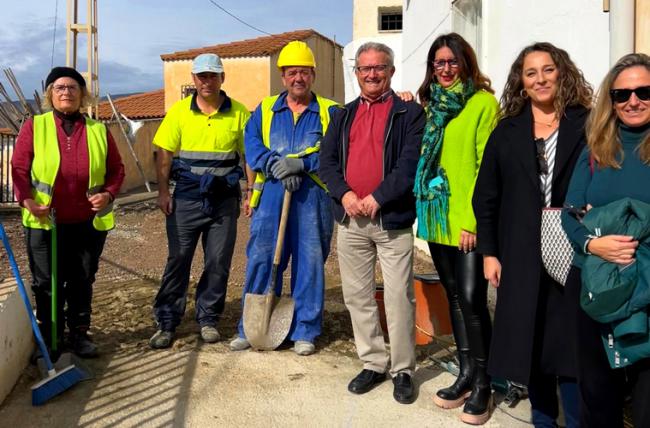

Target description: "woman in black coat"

left=472, top=43, right=592, bottom=427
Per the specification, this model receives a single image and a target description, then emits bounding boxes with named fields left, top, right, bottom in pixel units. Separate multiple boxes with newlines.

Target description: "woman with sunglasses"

left=473, top=43, right=592, bottom=427
left=11, top=67, right=124, bottom=358
left=561, top=53, right=650, bottom=427
left=413, top=32, right=498, bottom=425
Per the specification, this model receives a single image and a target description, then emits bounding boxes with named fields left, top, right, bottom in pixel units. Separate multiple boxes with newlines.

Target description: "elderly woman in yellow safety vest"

left=11, top=66, right=125, bottom=359
left=230, top=41, right=338, bottom=356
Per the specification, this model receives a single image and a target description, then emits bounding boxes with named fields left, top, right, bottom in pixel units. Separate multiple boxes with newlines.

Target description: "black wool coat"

left=472, top=103, right=589, bottom=385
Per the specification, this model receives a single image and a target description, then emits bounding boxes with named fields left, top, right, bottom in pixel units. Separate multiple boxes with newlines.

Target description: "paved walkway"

left=0, top=343, right=532, bottom=427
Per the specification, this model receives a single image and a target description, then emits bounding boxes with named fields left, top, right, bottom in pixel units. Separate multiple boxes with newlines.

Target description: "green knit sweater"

left=423, top=90, right=499, bottom=246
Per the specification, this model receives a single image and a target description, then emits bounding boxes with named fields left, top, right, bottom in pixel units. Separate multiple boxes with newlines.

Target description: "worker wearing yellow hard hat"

left=231, top=41, right=339, bottom=356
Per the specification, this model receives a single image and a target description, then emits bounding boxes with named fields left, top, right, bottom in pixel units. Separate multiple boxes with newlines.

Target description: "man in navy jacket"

left=319, top=42, right=425, bottom=404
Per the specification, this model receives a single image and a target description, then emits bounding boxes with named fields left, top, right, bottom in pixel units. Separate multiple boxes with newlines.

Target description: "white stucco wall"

left=401, top=0, right=452, bottom=93
left=343, top=34, right=404, bottom=103
left=399, top=0, right=610, bottom=98
left=483, top=0, right=609, bottom=99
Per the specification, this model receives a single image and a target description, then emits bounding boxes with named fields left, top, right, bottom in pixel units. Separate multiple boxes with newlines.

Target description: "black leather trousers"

left=428, top=243, right=492, bottom=360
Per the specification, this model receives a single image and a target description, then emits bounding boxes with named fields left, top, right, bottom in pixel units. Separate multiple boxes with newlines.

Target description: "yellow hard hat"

left=277, top=41, right=316, bottom=69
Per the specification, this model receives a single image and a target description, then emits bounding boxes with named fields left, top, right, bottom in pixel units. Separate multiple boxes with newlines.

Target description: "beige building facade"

left=352, top=0, right=402, bottom=40
left=161, top=29, right=344, bottom=112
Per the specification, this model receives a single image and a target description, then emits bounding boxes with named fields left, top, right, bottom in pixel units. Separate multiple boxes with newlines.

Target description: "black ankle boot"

left=70, top=329, right=98, bottom=358
left=433, top=350, right=473, bottom=409
left=461, top=358, right=492, bottom=425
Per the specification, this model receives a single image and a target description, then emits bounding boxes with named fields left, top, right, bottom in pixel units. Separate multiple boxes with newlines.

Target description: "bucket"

left=414, top=273, right=452, bottom=345
left=374, top=273, right=452, bottom=345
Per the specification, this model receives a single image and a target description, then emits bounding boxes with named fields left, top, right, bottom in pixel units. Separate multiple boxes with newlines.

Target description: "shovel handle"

left=272, top=190, right=292, bottom=266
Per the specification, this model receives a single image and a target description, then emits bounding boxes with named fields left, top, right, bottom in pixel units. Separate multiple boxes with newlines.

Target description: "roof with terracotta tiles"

left=160, top=29, right=341, bottom=61
left=97, top=89, right=165, bottom=121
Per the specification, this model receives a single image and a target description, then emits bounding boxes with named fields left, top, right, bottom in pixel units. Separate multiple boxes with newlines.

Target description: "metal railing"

left=0, top=133, right=16, bottom=203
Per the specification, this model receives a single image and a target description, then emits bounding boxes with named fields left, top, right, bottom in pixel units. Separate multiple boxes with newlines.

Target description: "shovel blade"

left=243, top=292, right=294, bottom=351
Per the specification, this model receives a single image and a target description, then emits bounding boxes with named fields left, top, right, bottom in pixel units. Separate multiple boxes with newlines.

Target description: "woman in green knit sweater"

left=413, top=32, right=498, bottom=425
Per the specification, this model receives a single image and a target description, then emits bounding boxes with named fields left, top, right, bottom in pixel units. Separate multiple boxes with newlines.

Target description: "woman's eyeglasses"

left=431, top=59, right=459, bottom=71
left=609, top=85, right=650, bottom=104
left=535, top=138, right=549, bottom=175
left=52, top=84, right=80, bottom=94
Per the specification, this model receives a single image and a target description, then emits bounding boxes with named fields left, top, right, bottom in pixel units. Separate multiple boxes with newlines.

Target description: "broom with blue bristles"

left=0, top=221, right=87, bottom=405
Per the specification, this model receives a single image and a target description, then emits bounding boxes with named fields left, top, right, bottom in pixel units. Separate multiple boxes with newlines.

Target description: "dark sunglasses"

left=609, top=85, right=650, bottom=103
left=535, top=138, right=549, bottom=175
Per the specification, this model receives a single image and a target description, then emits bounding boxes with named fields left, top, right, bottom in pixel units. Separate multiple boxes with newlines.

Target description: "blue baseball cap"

left=192, top=53, right=224, bottom=74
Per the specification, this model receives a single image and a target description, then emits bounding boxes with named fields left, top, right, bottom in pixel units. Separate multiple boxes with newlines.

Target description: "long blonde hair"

left=587, top=53, right=650, bottom=168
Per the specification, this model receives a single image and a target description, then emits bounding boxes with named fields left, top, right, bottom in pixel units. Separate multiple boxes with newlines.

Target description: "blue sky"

left=0, top=0, right=352, bottom=97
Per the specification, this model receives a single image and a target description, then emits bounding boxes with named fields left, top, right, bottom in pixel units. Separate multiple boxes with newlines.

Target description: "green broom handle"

left=50, top=209, right=58, bottom=352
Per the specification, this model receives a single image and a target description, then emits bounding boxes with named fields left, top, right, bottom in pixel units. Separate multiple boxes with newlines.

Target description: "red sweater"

left=345, top=94, right=393, bottom=199
left=12, top=112, right=125, bottom=224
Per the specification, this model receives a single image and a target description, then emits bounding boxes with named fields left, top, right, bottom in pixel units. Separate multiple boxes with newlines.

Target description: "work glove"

left=265, top=154, right=280, bottom=177
left=281, top=175, right=302, bottom=192
left=270, top=157, right=304, bottom=179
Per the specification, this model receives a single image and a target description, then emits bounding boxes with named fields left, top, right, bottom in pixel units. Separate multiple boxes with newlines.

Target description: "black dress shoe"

left=393, top=372, right=415, bottom=404
left=348, top=369, right=386, bottom=394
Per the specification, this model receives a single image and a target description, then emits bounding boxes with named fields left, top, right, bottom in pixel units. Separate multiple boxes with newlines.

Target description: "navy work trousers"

left=154, top=197, right=239, bottom=331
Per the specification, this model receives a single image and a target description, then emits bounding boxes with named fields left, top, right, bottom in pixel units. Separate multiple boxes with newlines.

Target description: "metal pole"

left=0, top=82, right=24, bottom=119
left=3, top=69, right=35, bottom=116
left=106, top=94, right=152, bottom=192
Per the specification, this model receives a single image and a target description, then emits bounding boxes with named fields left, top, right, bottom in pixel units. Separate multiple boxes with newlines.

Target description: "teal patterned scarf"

left=414, top=79, right=475, bottom=241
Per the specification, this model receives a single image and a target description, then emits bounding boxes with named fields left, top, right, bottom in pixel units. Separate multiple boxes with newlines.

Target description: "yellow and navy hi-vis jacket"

left=246, top=91, right=338, bottom=208
left=24, top=111, right=114, bottom=231
left=152, top=92, right=250, bottom=198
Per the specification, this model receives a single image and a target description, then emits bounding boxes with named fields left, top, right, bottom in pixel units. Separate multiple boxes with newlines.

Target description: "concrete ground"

left=0, top=344, right=532, bottom=427
left=0, top=190, right=533, bottom=427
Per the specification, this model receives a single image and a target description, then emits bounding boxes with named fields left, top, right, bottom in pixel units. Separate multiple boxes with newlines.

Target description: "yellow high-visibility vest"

left=249, top=94, right=338, bottom=208
left=23, top=111, right=115, bottom=231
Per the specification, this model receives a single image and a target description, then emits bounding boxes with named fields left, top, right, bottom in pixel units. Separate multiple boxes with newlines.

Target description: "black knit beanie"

left=45, top=67, right=86, bottom=88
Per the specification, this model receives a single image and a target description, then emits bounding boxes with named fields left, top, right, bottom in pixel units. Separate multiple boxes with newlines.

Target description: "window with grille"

left=379, top=8, right=402, bottom=32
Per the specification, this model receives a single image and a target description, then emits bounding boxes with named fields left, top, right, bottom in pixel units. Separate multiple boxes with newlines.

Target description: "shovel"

left=243, top=190, right=295, bottom=350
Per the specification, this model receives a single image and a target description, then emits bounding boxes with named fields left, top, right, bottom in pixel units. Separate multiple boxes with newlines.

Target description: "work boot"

left=149, top=330, right=174, bottom=349
left=293, top=341, right=315, bottom=356
left=433, top=350, right=473, bottom=409
left=229, top=337, right=251, bottom=351
left=71, top=331, right=99, bottom=358
left=200, top=326, right=221, bottom=343
left=460, top=358, right=493, bottom=425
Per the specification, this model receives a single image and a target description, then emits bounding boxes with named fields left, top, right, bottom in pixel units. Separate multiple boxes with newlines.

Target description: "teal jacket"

left=578, top=198, right=650, bottom=368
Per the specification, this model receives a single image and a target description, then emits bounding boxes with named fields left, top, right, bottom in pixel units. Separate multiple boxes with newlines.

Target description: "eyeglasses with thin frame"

left=432, top=59, right=459, bottom=71
left=355, top=64, right=390, bottom=76
left=610, top=86, right=650, bottom=104
left=535, top=137, right=549, bottom=175
left=52, top=84, right=80, bottom=94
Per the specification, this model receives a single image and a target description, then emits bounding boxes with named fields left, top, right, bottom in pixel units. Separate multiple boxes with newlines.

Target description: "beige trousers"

left=337, top=216, right=416, bottom=377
